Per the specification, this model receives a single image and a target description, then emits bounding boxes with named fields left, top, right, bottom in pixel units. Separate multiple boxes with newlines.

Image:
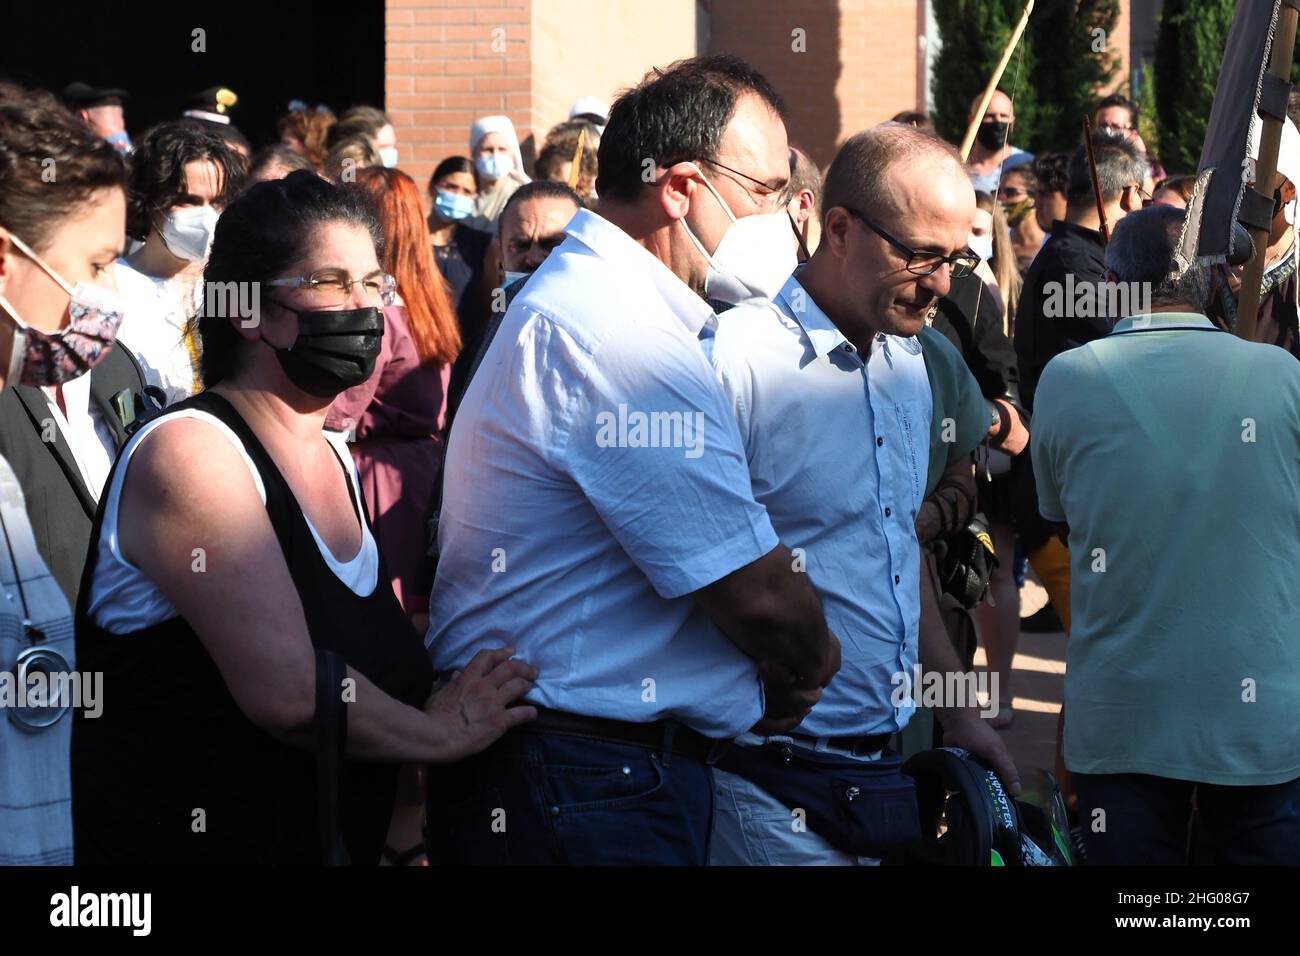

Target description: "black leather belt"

left=517, top=705, right=730, bottom=762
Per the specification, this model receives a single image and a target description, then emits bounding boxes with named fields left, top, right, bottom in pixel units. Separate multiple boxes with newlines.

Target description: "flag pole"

left=960, top=0, right=1036, bottom=162
left=1237, top=2, right=1300, bottom=340
left=1082, top=116, right=1110, bottom=245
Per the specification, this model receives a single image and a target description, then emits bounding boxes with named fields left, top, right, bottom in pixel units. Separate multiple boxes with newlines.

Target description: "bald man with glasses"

left=707, top=123, right=1020, bottom=865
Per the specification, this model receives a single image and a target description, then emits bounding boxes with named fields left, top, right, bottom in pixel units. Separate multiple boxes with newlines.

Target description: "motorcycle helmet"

left=901, top=747, right=1074, bottom=865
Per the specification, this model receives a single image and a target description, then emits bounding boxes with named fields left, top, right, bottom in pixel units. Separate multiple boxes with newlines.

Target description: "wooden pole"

left=960, top=0, right=1036, bottom=162
left=1082, top=116, right=1110, bottom=245
left=566, top=127, right=587, bottom=191
left=1237, top=2, right=1300, bottom=340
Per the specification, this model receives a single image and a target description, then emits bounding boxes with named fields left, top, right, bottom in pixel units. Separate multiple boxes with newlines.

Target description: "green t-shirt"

left=918, top=325, right=992, bottom=496
left=1032, top=312, right=1300, bottom=785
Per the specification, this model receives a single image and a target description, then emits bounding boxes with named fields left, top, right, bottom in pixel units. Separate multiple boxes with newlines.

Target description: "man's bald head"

left=970, top=89, right=1014, bottom=123
left=822, top=122, right=968, bottom=227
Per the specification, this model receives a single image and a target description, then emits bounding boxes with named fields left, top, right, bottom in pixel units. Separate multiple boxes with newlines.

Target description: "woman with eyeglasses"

left=0, top=82, right=129, bottom=866
left=72, top=170, right=537, bottom=865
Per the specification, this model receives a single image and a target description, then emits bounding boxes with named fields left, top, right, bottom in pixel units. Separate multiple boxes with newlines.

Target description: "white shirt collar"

left=775, top=274, right=850, bottom=359
left=565, top=209, right=717, bottom=337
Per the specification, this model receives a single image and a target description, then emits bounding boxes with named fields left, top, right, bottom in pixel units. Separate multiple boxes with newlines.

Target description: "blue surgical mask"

left=105, top=130, right=133, bottom=154
left=476, top=152, right=514, bottom=181
left=969, top=233, right=994, bottom=265
left=434, top=190, right=474, bottom=222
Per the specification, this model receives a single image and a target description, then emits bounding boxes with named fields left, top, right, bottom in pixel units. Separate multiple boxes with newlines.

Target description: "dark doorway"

left=0, top=1, right=385, bottom=149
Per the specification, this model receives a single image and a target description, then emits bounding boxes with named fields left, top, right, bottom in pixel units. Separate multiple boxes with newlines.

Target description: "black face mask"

left=269, top=303, right=384, bottom=398
left=976, top=120, right=1010, bottom=152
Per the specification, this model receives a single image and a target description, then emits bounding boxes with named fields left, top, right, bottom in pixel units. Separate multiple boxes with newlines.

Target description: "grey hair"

left=1105, top=205, right=1209, bottom=310
left=1067, top=132, right=1147, bottom=204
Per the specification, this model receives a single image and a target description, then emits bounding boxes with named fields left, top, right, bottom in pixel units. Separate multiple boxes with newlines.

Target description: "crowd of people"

left=0, top=52, right=1297, bottom=868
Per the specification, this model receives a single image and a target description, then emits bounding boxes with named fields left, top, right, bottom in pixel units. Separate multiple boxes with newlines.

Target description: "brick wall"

left=530, top=0, right=699, bottom=148
left=385, top=0, right=1132, bottom=190
left=385, top=0, right=533, bottom=192
left=385, top=0, right=697, bottom=193
left=705, top=0, right=920, bottom=173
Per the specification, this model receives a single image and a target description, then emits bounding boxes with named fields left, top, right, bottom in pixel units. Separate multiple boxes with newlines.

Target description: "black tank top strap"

left=72, top=388, right=432, bottom=865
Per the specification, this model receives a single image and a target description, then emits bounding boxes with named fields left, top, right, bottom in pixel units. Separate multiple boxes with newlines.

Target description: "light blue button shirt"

left=711, top=275, right=931, bottom=737
left=426, top=209, right=778, bottom=737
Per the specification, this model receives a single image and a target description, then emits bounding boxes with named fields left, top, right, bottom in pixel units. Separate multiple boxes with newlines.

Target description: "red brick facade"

left=386, top=0, right=1135, bottom=187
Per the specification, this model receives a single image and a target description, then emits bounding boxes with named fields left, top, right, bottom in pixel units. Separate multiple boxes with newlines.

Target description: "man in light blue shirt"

left=708, top=123, right=1019, bottom=865
left=1032, top=205, right=1300, bottom=864
left=425, top=55, right=839, bottom=866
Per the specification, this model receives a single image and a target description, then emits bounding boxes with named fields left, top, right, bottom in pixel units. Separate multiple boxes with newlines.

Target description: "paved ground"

left=973, top=578, right=1067, bottom=778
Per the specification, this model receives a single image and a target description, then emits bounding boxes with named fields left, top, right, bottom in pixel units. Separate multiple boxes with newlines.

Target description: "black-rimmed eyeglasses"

left=838, top=206, right=981, bottom=278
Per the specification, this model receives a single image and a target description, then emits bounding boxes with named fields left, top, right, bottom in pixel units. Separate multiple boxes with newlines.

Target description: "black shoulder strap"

left=314, top=648, right=350, bottom=866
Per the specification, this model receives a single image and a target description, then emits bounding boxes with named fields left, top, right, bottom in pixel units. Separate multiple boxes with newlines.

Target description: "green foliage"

left=1154, top=0, right=1237, bottom=173
left=931, top=0, right=1121, bottom=155
left=1134, top=63, right=1160, bottom=164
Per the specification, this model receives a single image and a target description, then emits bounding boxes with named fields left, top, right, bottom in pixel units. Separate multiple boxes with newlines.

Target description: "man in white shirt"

left=708, top=124, right=1021, bottom=864
left=426, top=55, right=840, bottom=865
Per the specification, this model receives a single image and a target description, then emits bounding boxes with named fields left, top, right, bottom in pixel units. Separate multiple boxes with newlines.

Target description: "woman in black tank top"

left=71, top=172, right=538, bottom=865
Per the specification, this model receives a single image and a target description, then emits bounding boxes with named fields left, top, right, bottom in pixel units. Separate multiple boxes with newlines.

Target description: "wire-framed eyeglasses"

left=265, top=269, right=397, bottom=307
left=838, top=206, right=981, bottom=278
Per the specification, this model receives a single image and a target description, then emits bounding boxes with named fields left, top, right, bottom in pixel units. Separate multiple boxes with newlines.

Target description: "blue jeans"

left=424, top=730, right=714, bottom=865
left=1073, top=772, right=1300, bottom=865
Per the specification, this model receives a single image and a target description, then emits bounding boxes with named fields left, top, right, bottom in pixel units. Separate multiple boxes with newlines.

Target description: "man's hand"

left=988, top=398, right=1029, bottom=456
left=940, top=708, right=1022, bottom=796
left=748, top=654, right=836, bottom=735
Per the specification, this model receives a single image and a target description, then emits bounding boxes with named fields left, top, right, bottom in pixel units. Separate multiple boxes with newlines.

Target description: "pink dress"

left=326, top=305, right=449, bottom=614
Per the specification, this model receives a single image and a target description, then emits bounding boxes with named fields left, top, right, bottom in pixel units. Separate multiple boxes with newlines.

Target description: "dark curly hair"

left=197, top=170, right=382, bottom=387
left=0, top=82, right=127, bottom=252
left=1032, top=151, right=1071, bottom=198
left=126, top=120, right=246, bottom=241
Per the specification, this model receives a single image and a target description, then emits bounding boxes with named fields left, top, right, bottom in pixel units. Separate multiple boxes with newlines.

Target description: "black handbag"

left=715, top=742, right=921, bottom=857
left=931, top=512, right=1000, bottom=610
left=315, top=649, right=350, bottom=866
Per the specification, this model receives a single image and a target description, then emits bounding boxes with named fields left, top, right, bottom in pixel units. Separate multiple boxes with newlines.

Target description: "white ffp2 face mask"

left=160, top=204, right=219, bottom=262
left=379, top=146, right=400, bottom=169
left=679, top=165, right=797, bottom=306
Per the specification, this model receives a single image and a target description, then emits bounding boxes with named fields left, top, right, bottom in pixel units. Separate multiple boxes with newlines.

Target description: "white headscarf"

left=469, top=115, right=530, bottom=184
left=1249, top=116, right=1300, bottom=308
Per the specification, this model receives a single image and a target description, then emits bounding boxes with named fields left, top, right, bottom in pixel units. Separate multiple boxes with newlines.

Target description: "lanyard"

left=0, top=462, right=71, bottom=731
